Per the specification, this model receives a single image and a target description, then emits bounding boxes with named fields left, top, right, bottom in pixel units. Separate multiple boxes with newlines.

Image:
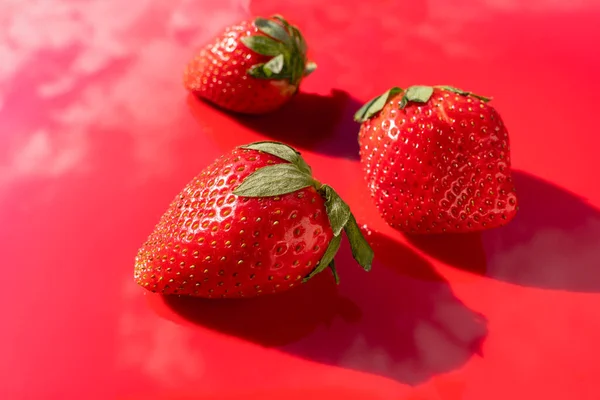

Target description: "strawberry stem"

left=242, top=15, right=313, bottom=86
left=353, top=87, right=404, bottom=122
left=234, top=141, right=374, bottom=284
left=435, top=85, right=492, bottom=102
left=304, top=61, right=317, bottom=77
left=399, top=85, right=434, bottom=109
left=328, top=259, right=340, bottom=284
left=354, top=85, right=493, bottom=122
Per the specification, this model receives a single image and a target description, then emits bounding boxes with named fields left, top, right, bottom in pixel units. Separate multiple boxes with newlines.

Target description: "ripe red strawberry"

left=354, top=85, right=518, bottom=234
left=183, top=15, right=315, bottom=114
left=134, top=142, right=372, bottom=298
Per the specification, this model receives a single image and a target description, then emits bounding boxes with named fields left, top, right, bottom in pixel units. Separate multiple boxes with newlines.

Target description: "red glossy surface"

left=1, top=0, right=599, bottom=399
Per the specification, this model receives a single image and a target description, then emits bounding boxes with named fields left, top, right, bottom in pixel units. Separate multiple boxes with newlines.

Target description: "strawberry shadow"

left=186, top=89, right=361, bottom=160
left=163, top=271, right=360, bottom=347
left=164, top=232, right=487, bottom=385
left=403, top=233, right=488, bottom=277
left=403, top=171, right=600, bottom=292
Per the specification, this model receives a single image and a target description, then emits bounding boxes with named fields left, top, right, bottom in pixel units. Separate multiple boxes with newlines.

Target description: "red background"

left=1, top=0, right=599, bottom=399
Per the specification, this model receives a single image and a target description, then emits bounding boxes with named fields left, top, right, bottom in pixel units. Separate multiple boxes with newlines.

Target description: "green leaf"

left=400, top=85, right=434, bottom=109
left=264, top=54, right=284, bottom=74
left=240, top=141, right=312, bottom=175
left=436, top=85, right=492, bottom=102
left=288, top=50, right=302, bottom=85
left=321, top=185, right=351, bottom=236
left=290, top=26, right=307, bottom=54
left=272, top=14, right=291, bottom=30
left=343, top=214, right=373, bottom=272
left=328, top=259, right=340, bottom=284
left=247, top=14, right=310, bottom=87
left=295, top=156, right=312, bottom=176
left=286, top=22, right=308, bottom=84
left=399, top=95, right=408, bottom=109
left=304, top=61, right=317, bottom=76
left=233, top=164, right=315, bottom=197
left=437, top=85, right=468, bottom=96
left=354, top=87, right=404, bottom=122
left=304, top=233, right=342, bottom=282
left=247, top=63, right=286, bottom=80
left=240, top=35, right=285, bottom=56
left=241, top=141, right=300, bottom=162
left=254, top=17, right=292, bottom=45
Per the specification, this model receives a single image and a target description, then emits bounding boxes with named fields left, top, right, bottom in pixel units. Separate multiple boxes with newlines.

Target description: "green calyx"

left=436, top=86, right=492, bottom=102
left=240, top=15, right=315, bottom=86
left=353, top=85, right=492, bottom=122
left=233, top=141, right=373, bottom=283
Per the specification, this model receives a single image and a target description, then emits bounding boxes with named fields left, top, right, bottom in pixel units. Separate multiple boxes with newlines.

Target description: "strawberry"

left=183, top=15, right=316, bottom=114
left=134, top=142, right=372, bottom=298
left=354, top=85, right=518, bottom=234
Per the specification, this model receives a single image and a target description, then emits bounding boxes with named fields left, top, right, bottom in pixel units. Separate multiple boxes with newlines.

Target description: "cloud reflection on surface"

left=0, top=0, right=250, bottom=193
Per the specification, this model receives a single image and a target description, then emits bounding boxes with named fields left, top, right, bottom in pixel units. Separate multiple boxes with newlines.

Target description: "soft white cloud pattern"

left=0, top=0, right=250, bottom=191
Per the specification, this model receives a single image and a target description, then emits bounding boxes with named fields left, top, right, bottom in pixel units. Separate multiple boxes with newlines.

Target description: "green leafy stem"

left=353, top=85, right=492, bottom=123
left=240, top=15, right=316, bottom=86
left=233, top=141, right=373, bottom=283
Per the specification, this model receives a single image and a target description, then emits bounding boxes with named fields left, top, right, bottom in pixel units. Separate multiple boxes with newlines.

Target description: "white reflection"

left=339, top=335, right=396, bottom=377
left=483, top=217, right=600, bottom=290
left=117, top=279, right=206, bottom=386
left=38, top=76, right=76, bottom=98
left=168, top=0, right=250, bottom=40
left=0, top=129, right=87, bottom=192
left=10, top=129, right=85, bottom=178
left=0, top=0, right=250, bottom=191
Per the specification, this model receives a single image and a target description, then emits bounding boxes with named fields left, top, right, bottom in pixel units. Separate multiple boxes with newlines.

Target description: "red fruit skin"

left=358, top=88, right=518, bottom=234
left=183, top=19, right=298, bottom=114
left=134, top=148, right=333, bottom=298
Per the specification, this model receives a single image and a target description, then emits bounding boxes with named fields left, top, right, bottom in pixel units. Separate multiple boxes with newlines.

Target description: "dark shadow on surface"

left=403, top=233, right=488, bottom=277
left=236, top=90, right=362, bottom=160
left=186, top=90, right=361, bottom=160
left=164, top=271, right=360, bottom=347
left=405, top=232, right=487, bottom=275
left=404, top=171, right=600, bottom=292
left=165, top=232, right=487, bottom=385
